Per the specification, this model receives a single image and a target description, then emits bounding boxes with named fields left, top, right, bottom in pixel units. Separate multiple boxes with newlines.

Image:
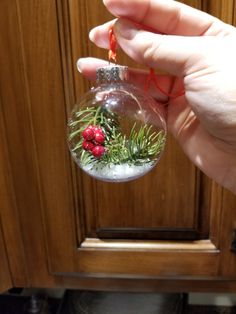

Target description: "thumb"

left=114, top=18, right=209, bottom=77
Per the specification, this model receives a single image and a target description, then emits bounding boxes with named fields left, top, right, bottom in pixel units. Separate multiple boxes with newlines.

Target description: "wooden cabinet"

left=0, top=0, right=236, bottom=292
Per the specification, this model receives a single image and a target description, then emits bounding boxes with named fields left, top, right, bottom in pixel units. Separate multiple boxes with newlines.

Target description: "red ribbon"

left=108, top=26, right=184, bottom=99
left=145, top=68, right=185, bottom=99
left=108, top=27, right=117, bottom=62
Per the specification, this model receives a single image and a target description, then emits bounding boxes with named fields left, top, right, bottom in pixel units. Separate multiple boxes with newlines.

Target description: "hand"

left=77, top=0, right=236, bottom=194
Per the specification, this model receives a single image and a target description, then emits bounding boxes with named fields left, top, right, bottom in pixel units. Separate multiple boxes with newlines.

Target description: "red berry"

left=94, top=132, right=105, bottom=144
left=82, top=141, right=95, bottom=152
left=92, top=145, right=106, bottom=158
left=82, top=127, right=94, bottom=140
left=94, top=126, right=103, bottom=134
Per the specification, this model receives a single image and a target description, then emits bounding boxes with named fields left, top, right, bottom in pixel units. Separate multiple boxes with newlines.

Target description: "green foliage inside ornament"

left=68, top=106, right=165, bottom=168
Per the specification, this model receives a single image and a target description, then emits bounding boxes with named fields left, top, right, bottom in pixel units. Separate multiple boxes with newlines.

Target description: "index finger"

left=103, top=0, right=234, bottom=36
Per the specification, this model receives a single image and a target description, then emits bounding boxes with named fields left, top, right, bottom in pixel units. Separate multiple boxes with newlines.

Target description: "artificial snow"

left=81, top=162, right=154, bottom=182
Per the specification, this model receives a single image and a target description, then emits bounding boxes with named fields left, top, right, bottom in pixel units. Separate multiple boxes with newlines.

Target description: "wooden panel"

left=0, top=99, right=27, bottom=287
left=0, top=1, right=27, bottom=287
left=91, top=137, right=197, bottom=229
left=14, top=0, right=77, bottom=278
left=218, top=189, right=236, bottom=277
left=0, top=218, right=12, bottom=292
left=76, top=250, right=218, bottom=278
left=202, top=0, right=234, bottom=23
left=0, top=0, right=66, bottom=286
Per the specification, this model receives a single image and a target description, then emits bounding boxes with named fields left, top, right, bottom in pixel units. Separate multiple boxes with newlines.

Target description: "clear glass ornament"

left=67, top=65, right=167, bottom=182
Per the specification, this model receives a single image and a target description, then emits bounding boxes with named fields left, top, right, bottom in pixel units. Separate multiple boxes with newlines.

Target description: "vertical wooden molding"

left=16, top=0, right=78, bottom=277
left=209, top=183, right=223, bottom=249
left=234, top=0, right=236, bottom=26
left=67, top=0, right=102, bottom=242
left=0, top=103, right=28, bottom=287
left=0, top=217, right=12, bottom=292
left=202, top=0, right=234, bottom=23
left=15, top=0, right=55, bottom=285
left=0, top=1, right=29, bottom=288
left=56, top=0, right=87, bottom=245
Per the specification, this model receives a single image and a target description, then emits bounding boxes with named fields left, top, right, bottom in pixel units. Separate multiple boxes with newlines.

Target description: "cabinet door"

left=1, top=0, right=236, bottom=289
left=40, top=0, right=221, bottom=277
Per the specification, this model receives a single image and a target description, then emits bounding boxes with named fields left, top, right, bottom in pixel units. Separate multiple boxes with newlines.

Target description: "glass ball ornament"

left=67, top=65, right=167, bottom=182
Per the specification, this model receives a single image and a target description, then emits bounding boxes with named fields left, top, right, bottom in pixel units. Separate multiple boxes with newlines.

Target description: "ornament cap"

left=96, top=65, right=129, bottom=84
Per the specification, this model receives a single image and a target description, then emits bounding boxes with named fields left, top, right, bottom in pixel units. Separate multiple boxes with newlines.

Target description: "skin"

left=77, top=0, right=236, bottom=194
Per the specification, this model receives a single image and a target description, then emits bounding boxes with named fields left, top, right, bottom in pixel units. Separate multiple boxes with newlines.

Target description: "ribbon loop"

left=108, top=27, right=117, bottom=62
left=108, top=27, right=184, bottom=98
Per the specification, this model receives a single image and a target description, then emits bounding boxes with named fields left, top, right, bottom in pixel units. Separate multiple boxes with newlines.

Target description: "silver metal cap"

left=96, top=65, right=129, bottom=84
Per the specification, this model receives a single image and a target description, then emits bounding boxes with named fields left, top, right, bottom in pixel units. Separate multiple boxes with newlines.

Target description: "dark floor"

left=188, top=306, right=236, bottom=313
left=0, top=293, right=61, bottom=314
left=1, top=290, right=236, bottom=313
left=60, top=291, right=185, bottom=313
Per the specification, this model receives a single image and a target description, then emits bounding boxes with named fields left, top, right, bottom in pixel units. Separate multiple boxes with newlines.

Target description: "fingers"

left=89, top=19, right=118, bottom=48
left=77, top=57, right=176, bottom=102
left=111, top=19, right=210, bottom=76
left=90, top=18, right=218, bottom=77
left=77, top=57, right=109, bottom=79
left=103, top=0, right=232, bottom=36
left=89, top=0, right=235, bottom=50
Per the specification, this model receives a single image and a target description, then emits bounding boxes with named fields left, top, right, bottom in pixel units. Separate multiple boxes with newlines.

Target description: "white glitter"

left=81, top=162, right=155, bottom=182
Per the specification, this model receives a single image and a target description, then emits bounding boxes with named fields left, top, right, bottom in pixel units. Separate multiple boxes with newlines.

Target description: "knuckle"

left=142, top=35, right=166, bottom=65
left=143, top=43, right=157, bottom=63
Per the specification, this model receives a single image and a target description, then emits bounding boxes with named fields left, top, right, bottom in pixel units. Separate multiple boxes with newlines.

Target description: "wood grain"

left=0, top=96, right=28, bottom=287
left=81, top=238, right=216, bottom=251
left=0, top=218, right=12, bottom=292
left=68, top=0, right=209, bottom=242
left=15, top=0, right=76, bottom=278
left=202, top=0, right=234, bottom=23
left=46, top=0, right=236, bottom=282
left=218, top=189, right=236, bottom=277
left=0, top=0, right=236, bottom=292
left=34, top=0, right=236, bottom=288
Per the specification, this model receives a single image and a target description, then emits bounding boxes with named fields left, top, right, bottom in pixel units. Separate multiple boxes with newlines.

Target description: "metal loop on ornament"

left=96, top=65, right=129, bottom=84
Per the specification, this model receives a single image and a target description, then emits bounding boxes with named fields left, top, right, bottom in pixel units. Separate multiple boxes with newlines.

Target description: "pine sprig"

left=127, top=123, right=165, bottom=164
left=68, top=106, right=120, bottom=141
left=68, top=106, right=165, bottom=167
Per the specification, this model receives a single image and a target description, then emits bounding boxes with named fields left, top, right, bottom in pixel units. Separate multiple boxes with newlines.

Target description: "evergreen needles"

left=68, top=106, right=165, bottom=167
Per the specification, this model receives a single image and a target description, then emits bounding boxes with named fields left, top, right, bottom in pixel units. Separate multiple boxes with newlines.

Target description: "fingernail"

left=115, top=19, right=138, bottom=40
left=77, top=58, right=84, bottom=73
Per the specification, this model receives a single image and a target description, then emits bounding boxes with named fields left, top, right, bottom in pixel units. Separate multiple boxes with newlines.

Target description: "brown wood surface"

left=0, top=0, right=236, bottom=292
left=72, top=0, right=205, bottom=241
left=0, top=99, right=27, bottom=288
left=0, top=218, right=12, bottom=292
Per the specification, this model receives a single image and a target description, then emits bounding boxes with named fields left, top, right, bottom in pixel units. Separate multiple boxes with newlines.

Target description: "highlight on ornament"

left=67, top=65, right=167, bottom=182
